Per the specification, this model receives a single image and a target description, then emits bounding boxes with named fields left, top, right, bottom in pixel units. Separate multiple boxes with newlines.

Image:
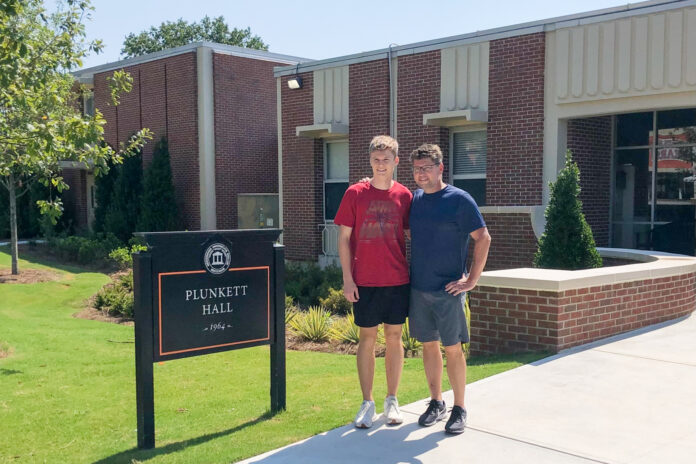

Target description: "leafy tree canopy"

left=0, top=0, right=152, bottom=274
left=121, top=15, right=268, bottom=58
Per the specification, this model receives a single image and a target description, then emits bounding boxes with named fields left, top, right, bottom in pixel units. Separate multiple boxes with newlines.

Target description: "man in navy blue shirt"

left=409, top=143, right=491, bottom=434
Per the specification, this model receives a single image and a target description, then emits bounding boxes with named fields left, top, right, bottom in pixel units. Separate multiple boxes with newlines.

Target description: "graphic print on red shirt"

left=334, top=182, right=412, bottom=287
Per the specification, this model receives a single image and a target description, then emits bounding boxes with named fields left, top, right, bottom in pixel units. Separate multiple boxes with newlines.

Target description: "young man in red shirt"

left=334, top=135, right=413, bottom=428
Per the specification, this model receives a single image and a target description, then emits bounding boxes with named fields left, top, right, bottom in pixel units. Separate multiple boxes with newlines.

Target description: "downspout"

left=388, top=44, right=398, bottom=178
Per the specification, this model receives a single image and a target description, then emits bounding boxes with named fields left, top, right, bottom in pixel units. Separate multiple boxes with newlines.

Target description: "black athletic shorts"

left=353, top=284, right=410, bottom=328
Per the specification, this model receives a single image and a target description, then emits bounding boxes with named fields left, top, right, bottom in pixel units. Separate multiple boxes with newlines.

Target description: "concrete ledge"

left=422, top=109, right=488, bottom=127
left=295, top=123, right=349, bottom=139
left=478, top=248, right=696, bottom=291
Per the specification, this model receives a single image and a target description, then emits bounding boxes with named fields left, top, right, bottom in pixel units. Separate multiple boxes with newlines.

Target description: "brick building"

left=65, top=42, right=305, bottom=231
left=275, top=0, right=696, bottom=267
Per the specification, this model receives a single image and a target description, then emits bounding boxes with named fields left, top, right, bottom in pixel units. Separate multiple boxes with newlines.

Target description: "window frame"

left=449, top=125, right=487, bottom=204
left=323, top=139, right=349, bottom=222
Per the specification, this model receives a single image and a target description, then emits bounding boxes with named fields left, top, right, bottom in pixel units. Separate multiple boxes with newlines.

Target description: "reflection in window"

left=324, top=141, right=349, bottom=221
left=451, top=130, right=487, bottom=206
left=616, top=112, right=652, bottom=147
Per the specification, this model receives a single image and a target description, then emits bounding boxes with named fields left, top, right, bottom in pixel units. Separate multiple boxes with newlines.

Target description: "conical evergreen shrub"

left=138, top=137, right=179, bottom=232
left=534, top=151, right=602, bottom=270
left=92, top=159, right=118, bottom=233
left=104, top=149, right=143, bottom=242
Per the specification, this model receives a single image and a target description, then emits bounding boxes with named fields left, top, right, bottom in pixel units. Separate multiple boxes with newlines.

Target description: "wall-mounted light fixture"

left=287, top=63, right=303, bottom=89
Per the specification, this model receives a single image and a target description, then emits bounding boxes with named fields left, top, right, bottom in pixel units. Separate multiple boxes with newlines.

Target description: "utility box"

left=238, top=193, right=279, bottom=229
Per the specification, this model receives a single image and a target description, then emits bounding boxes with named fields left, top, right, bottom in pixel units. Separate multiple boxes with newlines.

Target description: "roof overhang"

left=422, top=109, right=488, bottom=127
left=58, top=160, right=92, bottom=170
left=296, top=123, right=349, bottom=139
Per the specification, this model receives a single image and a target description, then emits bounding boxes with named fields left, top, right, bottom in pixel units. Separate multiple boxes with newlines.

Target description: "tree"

left=0, top=0, right=152, bottom=274
left=121, top=15, right=268, bottom=58
left=138, top=137, right=179, bottom=232
left=534, top=151, right=603, bottom=270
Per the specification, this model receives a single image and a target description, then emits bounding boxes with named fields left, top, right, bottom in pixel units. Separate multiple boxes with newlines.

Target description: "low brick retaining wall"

left=469, top=248, right=696, bottom=355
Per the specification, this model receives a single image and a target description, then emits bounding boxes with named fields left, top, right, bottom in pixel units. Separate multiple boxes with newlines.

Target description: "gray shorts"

left=409, top=288, right=470, bottom=346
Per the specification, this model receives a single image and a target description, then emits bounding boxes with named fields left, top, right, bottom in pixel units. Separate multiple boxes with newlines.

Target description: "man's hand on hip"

left=445, top=276, right=476, bottom=296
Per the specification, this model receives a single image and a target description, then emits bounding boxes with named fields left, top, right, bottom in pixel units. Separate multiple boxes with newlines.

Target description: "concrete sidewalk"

left=240, top=312, right=696, bottom=464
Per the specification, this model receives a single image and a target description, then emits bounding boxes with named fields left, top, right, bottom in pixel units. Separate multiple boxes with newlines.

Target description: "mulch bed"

left=286, top=331, right=386, bottom=357
left=0, top=268, right=62, bottom=284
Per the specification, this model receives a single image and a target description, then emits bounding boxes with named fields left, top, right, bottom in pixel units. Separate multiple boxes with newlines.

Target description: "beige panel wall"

left=553, top=7, right=696, bottom=104
left=313, top=66, right=349, bottom=124
left=440, top=42, right=489, bottom=112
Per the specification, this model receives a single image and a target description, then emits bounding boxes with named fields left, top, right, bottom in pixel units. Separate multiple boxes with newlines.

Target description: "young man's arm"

left=338, top=225, right=360, bottom=302
left=444, top=226, right=491, bottom=296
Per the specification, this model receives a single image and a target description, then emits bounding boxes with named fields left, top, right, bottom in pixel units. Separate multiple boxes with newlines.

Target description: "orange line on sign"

left=157, top=266, right=271, bottom=357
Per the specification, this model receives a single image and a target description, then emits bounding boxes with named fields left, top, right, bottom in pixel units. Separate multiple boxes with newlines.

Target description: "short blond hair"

left=369, top=135, right=398, bottom=157
left=410, top=143, right=442, bottom=164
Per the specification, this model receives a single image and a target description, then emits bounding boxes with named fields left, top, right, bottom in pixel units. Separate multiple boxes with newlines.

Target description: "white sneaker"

left=354, top=400, right=376, bottom=428
left=383, top=395, right=404, bottom=425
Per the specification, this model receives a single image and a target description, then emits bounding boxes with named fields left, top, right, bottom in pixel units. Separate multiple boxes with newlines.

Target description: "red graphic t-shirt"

left=334, top=181, right=412, bottom=287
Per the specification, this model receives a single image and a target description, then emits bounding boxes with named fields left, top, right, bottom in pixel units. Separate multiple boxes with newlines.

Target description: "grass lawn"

left=0, top=248, right=547, bottom=463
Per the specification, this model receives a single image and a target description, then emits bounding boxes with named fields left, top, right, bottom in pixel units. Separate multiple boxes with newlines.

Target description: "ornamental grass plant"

left=289, top=305, right=333, bottom=342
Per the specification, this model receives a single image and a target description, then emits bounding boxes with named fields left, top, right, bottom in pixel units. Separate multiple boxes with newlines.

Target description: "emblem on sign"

left=203, top=242, right=231, bottom=274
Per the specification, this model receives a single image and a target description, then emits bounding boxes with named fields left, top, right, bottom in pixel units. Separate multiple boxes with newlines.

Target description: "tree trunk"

left=9, top=172, right=19, bottom=275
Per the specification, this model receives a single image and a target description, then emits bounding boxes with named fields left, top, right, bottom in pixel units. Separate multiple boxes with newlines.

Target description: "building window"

left=83, top=91, right=94, bottom=117
left=612, top=108, right=696, bottom=255
left=450, top=129, right=486, bottom=206
left=324, top=140, right=349, bottom=221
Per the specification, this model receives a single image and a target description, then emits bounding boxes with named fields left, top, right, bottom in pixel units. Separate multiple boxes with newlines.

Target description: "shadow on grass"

left=0, top=244, right=112, bottom=275
left=93, top=410, right=277, bottom=464
left=0, top=368, right=22, bottom=376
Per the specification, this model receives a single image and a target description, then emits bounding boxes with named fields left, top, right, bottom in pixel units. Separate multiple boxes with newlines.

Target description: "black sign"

left=132, top=229, right=285, bottom=449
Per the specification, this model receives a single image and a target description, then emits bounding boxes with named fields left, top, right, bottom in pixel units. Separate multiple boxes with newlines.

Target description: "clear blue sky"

left=67, top=0, right=635, bottom=69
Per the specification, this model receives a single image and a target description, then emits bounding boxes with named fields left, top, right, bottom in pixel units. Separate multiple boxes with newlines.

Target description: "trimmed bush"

left=534, top=151, right=602, bottom=270
left=94, top=271, right=134, bottom=318
left=92, top=157, right=119, bottom=234
left=108, top=244, right=148, bottom=270
left=319, top=287, right=352, bottom=315
left=289, top=306, right=333, bottom=342
left=138, top=137, right=179, bottom=232
left=103, top=149, right=143, bottom=242
left=49, top=233, right=122, bottom=265
left=285, top=262, right=342, bottom=307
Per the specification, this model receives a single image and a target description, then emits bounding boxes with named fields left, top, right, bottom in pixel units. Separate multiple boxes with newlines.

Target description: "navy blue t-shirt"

left=410, top=184, right=486, bottom=292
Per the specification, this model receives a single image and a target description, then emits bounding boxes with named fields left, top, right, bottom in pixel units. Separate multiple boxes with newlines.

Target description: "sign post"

left=132, top=230, right=285, bottom=449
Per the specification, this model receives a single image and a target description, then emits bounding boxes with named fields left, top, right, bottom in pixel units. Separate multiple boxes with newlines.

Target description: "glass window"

left=616, top=112, right=652, bottom=147
left=451, top=130, right=486, bottom=206
left=83, top=92, right=94, bottom=117
left=657, top=109, right=696, bottom=147
left=324, top=141, right=348, bottom=221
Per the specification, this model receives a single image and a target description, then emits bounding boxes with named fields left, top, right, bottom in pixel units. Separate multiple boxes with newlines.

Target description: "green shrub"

left=284, top=295, right=298, bottom=325
left=49, top=233, right=122, bottom=265
left=138, top=137, right=179, bottom=232
left=103, top=148, right=143, bottom=242
left=94, top=271, right=134, bottom=318
left=285, top=262, right=342, bottom=307
left=319, top=287, right=352, bottom=315
left=109, top=244, right=148, bottom=270
left=329, top=310, right=360, bottom=344
left=534, top=151, right=602, bottom=270
left=289, top=306, right=332, bottom=342
left=402, top=318, right=422, bottom=357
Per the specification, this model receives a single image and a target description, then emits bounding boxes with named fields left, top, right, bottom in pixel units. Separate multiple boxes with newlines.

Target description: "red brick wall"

left=487, top=33, right=545, bottom=206
left=281, top=72, right=324, bottom=261
left=567, top=116, right=612, bottom=247
left=93, top=52, right=199, bottom=230
left=481, top=212, right=538, bottom=270
left=348, top=60, right=390, bottom=183
left=396, top=50, right=449, bottom=191
left=213, top=54, right=282, bottom=229
left=60, top=168, right=88, bottom=230
left=470, top=273, right=696, bottom=354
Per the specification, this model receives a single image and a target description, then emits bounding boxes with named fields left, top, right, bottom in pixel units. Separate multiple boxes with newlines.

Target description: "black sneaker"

left=445, top=405, right=467, bottom=434
left=418, top=399, right=447, bottom=427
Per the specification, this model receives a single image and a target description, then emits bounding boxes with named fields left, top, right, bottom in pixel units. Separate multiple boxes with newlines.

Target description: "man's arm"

left=444, top=226, right=491, bottom=296
left=338, top=225, right=360, bottom=302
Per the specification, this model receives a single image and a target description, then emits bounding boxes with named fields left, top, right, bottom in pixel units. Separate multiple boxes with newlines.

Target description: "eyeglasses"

left=412, top=164, right=438, bottom=174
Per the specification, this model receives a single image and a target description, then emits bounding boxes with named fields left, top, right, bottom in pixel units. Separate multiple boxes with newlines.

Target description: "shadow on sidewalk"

left=245, top=421, right=454, bottom=464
